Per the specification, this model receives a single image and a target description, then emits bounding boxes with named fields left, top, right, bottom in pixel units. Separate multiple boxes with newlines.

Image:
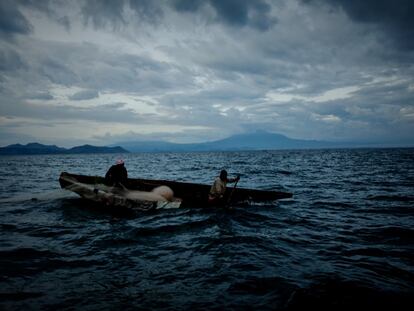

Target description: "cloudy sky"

left=1, top=0, right=413, bottom=147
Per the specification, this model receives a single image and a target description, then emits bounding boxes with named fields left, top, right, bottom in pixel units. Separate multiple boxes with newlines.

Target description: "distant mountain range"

left=1, top=131, right=398, bottom=155
left=116, top=131, right=349, bottom=152
left=0, top=143, right=128, bottom=155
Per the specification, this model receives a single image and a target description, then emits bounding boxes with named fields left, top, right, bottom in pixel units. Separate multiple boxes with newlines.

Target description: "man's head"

left=116, top=159, right=124, bottom=165
left=220, top=169, right=228, bottom=181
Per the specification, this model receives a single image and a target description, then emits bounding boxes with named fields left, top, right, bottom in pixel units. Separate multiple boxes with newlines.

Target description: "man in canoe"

left=105, top=159, right=128, bottom=187
left=208, top=169, right=240, bottom=205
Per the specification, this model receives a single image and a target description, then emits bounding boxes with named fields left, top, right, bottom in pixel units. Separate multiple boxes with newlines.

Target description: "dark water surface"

left=1, top=149, right=413, bottom=310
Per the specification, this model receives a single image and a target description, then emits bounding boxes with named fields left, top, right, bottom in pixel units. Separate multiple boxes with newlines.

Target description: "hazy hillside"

left=116, top=131, right=340, bottom=152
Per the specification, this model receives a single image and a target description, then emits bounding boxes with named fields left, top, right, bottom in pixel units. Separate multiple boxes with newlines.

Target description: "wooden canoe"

left=59, top=172, right=292, bottom=208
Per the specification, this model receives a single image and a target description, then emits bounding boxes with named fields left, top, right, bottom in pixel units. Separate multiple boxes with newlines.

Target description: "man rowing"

left=208, top=169, right=240, bottom=205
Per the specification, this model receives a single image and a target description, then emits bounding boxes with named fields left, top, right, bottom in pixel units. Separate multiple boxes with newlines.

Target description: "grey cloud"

left=19, top=0, right=72, bottom=30
left=71, top=43, right=190, bottom=93
left=17, top=0, right=53, bottom=13
left=173, top=0, right=276, bottom=31
left=40, top=57, right=79, bottom=86
left=26, top=92, right=54, bottom=100
left=0, top=97, right=157, bottom=124
left=80, top=0, right=163, bottom=29
left=81, top=0, right=126, bottom=29
left=129, top=0, right=164, bottom=24
left=83, top=60, right=191, bottom=94
left=30, top=41, right=188, bottom=92
left=0, top=1, right=33, bottom=37
left=352, top=82, right=413, bottom=105
left=172, top=0, right=203, bottom=12
left=93, top=129, right=224, bottom=144
left=0, top=126, right=39, bottom=147
left=222, top=70, right=414, bottom=142
left=0, top=47, right=26, bottom=71
left=78, top=0, right=276, bottom=31
left=156, top=91, right=250, bottom=133
left=4, top=0, right=276, bottom=33
left=210, top=0, right=251, bottom=26
left=0, top=0, right=72, bottom=38
left=1, top=38, right=196, bottom=107
left=57, top=15, right=71, bottom=31
left=295, top=79, right=414, bottom=141
left=304, top=0, right=414, bottom=50
left=203, top=52, right=270, bottom=75
left=69, top=89, right=99, bottom=101
left=210, top=0, right=276, bottom=31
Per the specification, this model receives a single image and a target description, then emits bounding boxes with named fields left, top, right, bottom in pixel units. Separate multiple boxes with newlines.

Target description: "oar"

left=226, top=177, right=240, bottom=208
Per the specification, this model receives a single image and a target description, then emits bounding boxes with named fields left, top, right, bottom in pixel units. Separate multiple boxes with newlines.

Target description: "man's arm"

left=228, top=175, right=240, bottom=183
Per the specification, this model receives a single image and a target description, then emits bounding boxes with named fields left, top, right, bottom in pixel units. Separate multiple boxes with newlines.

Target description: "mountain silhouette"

left=116, top=131, right=339, bottom=152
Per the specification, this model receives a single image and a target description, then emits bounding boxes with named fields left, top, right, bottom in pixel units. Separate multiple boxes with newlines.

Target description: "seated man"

left=208, top=169, right=240, bottom=205
left=105, top=159, right=128, bottom=187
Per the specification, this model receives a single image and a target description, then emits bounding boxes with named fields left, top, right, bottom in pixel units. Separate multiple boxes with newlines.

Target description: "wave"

left=0, top=247, right=58, bottom=260
left=230, top=208, right=277, bottom=223
left=0, top=247, right=103, bottom=278
left=95, top=217, right=217, bottom=242
left=366, top=195, right=414, bottom=202
left=277, top=169, right=293, bottom=175
left=228, top=276, right=297, bottom=296
left=352, top=226, right=414, bottom=245
left=286, top=274, right=412, bottom=310
left=0, top=292, right=44, bottom=302
left=355, top=205, right=414, bottom=215
left=340, top=247, right=408, bottom=259
left=0, top=189, right=76, bottom=204
left=313, top=201, right=354, bottom=208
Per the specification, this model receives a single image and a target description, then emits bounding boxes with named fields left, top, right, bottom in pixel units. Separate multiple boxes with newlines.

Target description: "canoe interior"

left=59, top=172, right=292, bottom=206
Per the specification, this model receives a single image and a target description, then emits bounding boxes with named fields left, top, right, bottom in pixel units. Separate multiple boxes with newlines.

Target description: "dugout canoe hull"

left=59, top=172, right=292, bottom=208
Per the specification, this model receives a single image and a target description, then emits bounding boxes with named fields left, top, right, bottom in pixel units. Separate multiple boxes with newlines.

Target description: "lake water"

left=1, top=149, right=413, bottom=310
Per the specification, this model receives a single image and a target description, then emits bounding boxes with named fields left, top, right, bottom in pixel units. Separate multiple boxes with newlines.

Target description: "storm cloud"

left=0, top=1, right=32, bottom=37
left=0, top=0, right=413, bottom=147
left=173, top=0, right=277, bottom=31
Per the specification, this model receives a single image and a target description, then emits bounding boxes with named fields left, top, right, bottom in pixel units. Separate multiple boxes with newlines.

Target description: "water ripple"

left=1, top=149, right=413, bottom=310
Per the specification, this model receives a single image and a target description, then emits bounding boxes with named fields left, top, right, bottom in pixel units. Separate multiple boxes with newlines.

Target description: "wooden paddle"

left=226, top=176, right=240, bottom=208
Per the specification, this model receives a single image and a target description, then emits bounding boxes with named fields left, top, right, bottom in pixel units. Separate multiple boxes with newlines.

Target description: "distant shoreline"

left=0, top=143, right=128, bottom=156
left=1, top=145, right=413, bottom=156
